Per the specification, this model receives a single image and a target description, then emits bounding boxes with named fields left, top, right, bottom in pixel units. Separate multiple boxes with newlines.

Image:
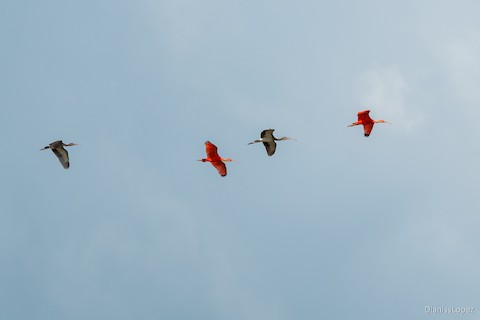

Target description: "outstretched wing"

left=205, top=141, right=221, bottom=160
left=52, top=146, right=70, bottom=169
left=357, top=110, right=373, bottom=123
left=261, top=129, right=274, bottom=139
left=263, top=141, right=277, bottom=156
left=211, top=161, right=227, bottom=176
left=363, top=123, right=374, bottom=137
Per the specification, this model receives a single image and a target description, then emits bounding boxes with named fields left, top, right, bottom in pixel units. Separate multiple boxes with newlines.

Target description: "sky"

left=1, top=0, right=480, bottom=319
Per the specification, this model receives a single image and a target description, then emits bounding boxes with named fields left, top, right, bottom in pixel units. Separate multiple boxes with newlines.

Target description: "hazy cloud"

left=442, top=33, right=480, bottom=105
left=358, top=65, right=423, bottom=133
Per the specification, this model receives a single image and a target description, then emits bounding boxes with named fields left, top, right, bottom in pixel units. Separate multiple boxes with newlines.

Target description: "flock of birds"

left=42, top=109, right=390, bottom=176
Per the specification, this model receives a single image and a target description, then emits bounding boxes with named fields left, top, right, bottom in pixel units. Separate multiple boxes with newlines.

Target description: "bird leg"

left=348, top=122, right=361, bottom=127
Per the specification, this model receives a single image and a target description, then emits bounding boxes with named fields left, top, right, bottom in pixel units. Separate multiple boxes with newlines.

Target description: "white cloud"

left=358, top=65, right=423, bottom=133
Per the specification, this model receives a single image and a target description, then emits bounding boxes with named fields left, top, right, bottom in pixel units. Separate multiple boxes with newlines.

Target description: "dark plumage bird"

left=248, top=129, right=296, bottom=156
left=41, top=140, right=78, bottom=169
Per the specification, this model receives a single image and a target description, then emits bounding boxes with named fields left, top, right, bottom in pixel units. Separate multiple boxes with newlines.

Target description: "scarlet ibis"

left=348, top=110, right=390, bottom=137
left=248, top=129, right=296, bottom=156
left=41, top=140, right=78, bottom=169
left=198, top=141, right=237, bottom=177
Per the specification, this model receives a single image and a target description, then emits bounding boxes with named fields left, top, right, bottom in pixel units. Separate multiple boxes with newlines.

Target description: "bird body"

left=41, top=140, right=78, bottom=169
left=248, top=129, right=296, bottom=156
left=198, top=141, right=236, bottom=176
left=348, top=110, right=390, bottom=137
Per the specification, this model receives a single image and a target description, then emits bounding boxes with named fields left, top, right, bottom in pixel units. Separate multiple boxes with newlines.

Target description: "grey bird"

left=248, top=129, right=296, bottom=156
left=41, top=140, right=78, bottom=169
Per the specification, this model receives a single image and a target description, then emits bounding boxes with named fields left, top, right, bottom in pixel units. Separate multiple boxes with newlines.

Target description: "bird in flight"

left=41, top=140, right=78, bottom=169
left=248, top=129, right=296, bottom=156
left=348, top=110, right=390, bottom=137
left=198, top=141, right=237, bottom=177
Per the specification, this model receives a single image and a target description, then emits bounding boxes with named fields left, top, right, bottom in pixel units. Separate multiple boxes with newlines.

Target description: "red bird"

left=348, top=110, right=390, bottom=137
left=198, top=141, right=237, bottom=177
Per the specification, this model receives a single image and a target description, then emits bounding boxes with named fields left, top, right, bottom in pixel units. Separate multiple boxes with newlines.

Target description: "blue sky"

left=1, top=0, right=480, bottom=319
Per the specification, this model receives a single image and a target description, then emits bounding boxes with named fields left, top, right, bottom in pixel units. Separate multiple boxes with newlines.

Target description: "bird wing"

left=263, top=141, right=277, bottom=156
left=49, top=140, right=63, bottom=149
left=211, top=161, right=227, bottom=176
left=205, top=141, right=221, bottom=160
left=52, top=146, right=70, bottom=169
left=261, top=129, right=274, bottom=139
left=357, top=110, right=373, bottom=123
left=363, top=123, right=374, bottom=137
